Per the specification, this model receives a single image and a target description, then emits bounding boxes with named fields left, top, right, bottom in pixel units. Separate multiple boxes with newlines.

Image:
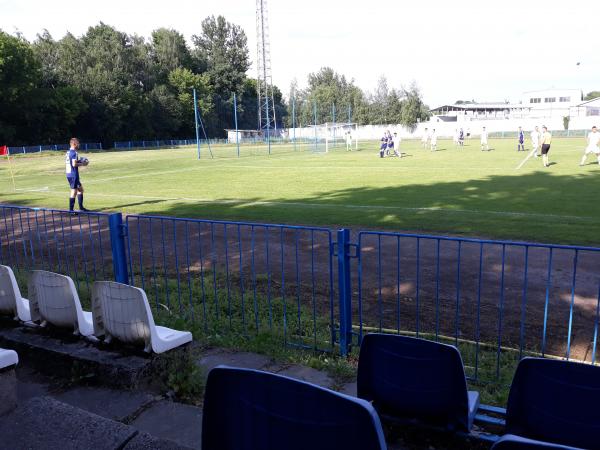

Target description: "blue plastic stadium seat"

left=505, top=358, right=600, bottom=450
left=201, top=366, right=387, bottom=450
left=357, top=333, right=479, bottom=432
left=492, top=434, right=584, bottom=450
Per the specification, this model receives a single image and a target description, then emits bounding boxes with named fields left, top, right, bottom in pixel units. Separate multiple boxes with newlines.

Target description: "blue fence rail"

left=6, top=143, right=102, bottom=155
left=0, top=205, right=113, bottom=298
left=124, top=214, right=336, bottom=352
left=112, top=137, right=317, bottom=150
left=355, top=231, right=600, bottom=384
left=1, top=204, right=600, bottom=389
left=113, top=139, right=217, bottom=149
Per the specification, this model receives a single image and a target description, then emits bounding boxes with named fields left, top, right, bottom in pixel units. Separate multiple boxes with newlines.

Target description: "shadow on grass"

left=131, top=170, right=600, bottom=245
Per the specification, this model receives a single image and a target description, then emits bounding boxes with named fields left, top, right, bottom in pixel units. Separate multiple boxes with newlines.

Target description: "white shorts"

left=585, top=146, right=600, bottom=155
left=481, top=139, right=488, bottom=145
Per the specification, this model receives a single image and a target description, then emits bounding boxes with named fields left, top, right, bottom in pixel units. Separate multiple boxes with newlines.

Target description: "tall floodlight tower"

left=256, top=0, right=277, bottom=137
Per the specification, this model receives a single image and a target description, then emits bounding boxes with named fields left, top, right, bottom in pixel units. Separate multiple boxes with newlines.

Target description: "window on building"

left=529, top=98, right=541, bottom=104
left=559, top=97, right=571, bottom=102
left=544, top=97, right=556, bottom=103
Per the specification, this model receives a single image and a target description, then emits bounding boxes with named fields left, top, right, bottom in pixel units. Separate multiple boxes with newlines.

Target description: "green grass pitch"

left=1, top=137, right=598, bottom=245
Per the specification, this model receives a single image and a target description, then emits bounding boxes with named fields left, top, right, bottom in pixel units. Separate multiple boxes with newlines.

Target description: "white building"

left=569, top=97, right=600, bottom=118
left=431, top=89, right=584, bottom=123
left=430, top=102, right=530, bottom=122
left=225, top=129, right=261, bottom=143
left=521, top=89, right=583, bottom=118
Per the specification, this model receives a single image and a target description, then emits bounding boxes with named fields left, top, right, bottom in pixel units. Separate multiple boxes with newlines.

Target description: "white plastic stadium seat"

left=0, top=265, right=31, bottom=322
left=0, top=348, right=18, bottom=369
left=92, top=281, right=192, bottom=354
left=28, top=271, right=93, bottom=336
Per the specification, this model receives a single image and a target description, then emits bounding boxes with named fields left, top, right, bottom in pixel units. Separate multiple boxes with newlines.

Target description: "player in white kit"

left=480, top=127, right=489, bottom=151
left=392, top=132, right=401, bottom=157
left=580, top=126, right=600, bottom=166
left=421, top=128, right=429, bottom=148
left=430, top=129, right=437, bottom=151
left=530, top=126, right=541, bottom=158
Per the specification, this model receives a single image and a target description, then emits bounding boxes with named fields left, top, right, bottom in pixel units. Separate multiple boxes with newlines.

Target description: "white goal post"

left=310, top=122, right=359, bottom=152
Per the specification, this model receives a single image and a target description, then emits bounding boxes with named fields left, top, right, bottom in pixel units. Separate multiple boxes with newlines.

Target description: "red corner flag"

left=0, top=146, right=7, bottom=156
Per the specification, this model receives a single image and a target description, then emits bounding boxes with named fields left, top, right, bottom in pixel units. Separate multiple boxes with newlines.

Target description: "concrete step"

left=0, top=396, right=195, bottom=450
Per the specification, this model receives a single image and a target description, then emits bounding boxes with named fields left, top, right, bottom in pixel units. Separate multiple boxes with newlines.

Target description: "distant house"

left=521, top=89, right=582, bottom=118
left=430, top=89, right=584, bottom=122
left=569, top=97, right=600, bottom=118
left=225, top=128, right=286, bottom=143
left=225, top=129, right=261, bottom=143
left=430, top=102, right=530, bottom=122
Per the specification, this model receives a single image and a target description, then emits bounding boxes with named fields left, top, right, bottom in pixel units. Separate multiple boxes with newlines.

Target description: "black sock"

left=77, top=193, right=84, bottom=209
left=69, top=197, right=75, bottom=211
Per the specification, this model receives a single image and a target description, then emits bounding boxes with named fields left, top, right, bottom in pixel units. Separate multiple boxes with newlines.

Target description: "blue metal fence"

left=124, top=214, right=336, bottom=352
left=2, top=203, right=600, bottom=388
left=113, top=139, right=227, bottom=149
left=6, top=143, right=102, bottom=155
left=0, top=205, right=113, bottom=299
left=354, top=231, right=600, bottom=384
left=112, top=137, right=306, bottom=150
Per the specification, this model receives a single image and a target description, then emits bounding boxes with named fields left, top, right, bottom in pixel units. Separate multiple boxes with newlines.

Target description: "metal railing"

left=0, top=205, right=114, bottom=301
left=6, top=143, right=102, bottom=155
left=124, top=214, right=336, bottom=352
left=354, top=231, right=600, bottom=384
left=113, top=139, right=208, bottom=149
left=1, top=203, right=600, bottom=388
left=489, top=130, right=587, bottom=138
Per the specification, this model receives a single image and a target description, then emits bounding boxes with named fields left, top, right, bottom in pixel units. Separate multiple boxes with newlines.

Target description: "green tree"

left=399, top=83, right=430, bottom=131
left=32, top=30, right=60, bottom=88
left=168, top=67, right=212, bottom=136
left=584, top=91, right=600, bottom=101
left=192, top=16, right=249, bottom=96
left=294, top=67, right=362, bottom=126
left=149, top=84, right=184, bottom=137
left=70, top=24, right=156, bottom=143
left=0, top=31, right=44, bottom=143
left=192, top=16, right=250, bottom=136
left=151, top=28, right=192, bottom=84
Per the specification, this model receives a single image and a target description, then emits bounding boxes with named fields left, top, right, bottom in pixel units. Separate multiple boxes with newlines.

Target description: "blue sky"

left=2, top=0, right=598, bottom=106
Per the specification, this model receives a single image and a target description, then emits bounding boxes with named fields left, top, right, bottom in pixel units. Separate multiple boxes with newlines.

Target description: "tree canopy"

left=289, top=68, right=429, bottom=130
left=1, top=20, right=429, bottom=146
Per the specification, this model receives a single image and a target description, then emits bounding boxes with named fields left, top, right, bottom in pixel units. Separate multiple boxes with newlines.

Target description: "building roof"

left=575, top=97, right=600, bottom=107
left=224, top=129, right=261, bottom=132
left=430, top=103, right=530, bottom=113
left=522, top=88, right=581, bottom=94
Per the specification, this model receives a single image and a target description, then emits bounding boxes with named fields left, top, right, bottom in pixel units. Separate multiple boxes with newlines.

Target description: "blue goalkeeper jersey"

left=65, top=149, right=78, bottom=176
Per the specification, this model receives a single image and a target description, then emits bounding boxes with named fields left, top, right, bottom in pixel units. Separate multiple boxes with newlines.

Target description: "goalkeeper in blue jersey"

left=65, top=137, right=90, bottom=213
left=517, top=126, right=525, bottom=151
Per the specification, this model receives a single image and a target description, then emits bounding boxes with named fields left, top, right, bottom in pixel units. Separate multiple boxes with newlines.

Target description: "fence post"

left=108, top=213, right=129, bottom=284
left=337, top=228, right=353, bottom=356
